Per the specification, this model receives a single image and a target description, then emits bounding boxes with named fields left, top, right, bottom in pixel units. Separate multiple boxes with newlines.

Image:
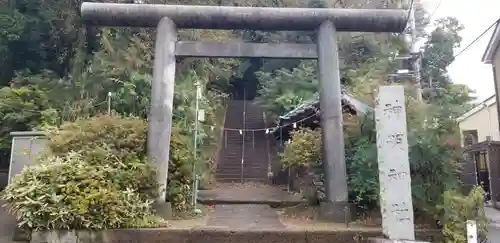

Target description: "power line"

left=416, top=18, right=500, bottom=92
left=453, top=18, right=500, bottom=59
left=427, top=0, right=443, bottom=22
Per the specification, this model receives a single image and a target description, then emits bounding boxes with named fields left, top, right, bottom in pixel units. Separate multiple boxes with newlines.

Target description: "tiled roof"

left=271, top=87, right=372, bottom=134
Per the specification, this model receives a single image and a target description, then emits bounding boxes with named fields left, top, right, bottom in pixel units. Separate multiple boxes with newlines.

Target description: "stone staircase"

left=216, top=100, right=270, bottom=183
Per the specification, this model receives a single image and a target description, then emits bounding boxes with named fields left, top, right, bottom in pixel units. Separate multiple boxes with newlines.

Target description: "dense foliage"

left=255, top=61, right=319, bottom=120
left=3, top=152, right=158, bottom=230
left=280, top=109, right=483, bottom=240
left=2, top=114, right=210, bottom=228
left=46, top=115, right=158, bottom=200
left=2, top=116, right=160, bottom=230
left=280, top=128, right=321, bottom=168
left=442, top=187, right=487, bottom=243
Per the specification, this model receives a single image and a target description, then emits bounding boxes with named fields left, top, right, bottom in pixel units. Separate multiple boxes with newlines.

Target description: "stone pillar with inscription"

left=372, top=86, right=427, bottom=243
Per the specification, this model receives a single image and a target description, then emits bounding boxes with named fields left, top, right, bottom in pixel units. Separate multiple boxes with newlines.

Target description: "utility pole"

left=407, top=0, right=423, bottom=102
left=389, top=0, right=423, bottom=101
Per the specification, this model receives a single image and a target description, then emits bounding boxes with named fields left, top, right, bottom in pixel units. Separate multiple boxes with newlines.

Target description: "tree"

left=421, top=17, right=464, bottom=91
left=254, top=61, right=318, bottom=119
left=418, top=17, right=475, bottom=134
left=0, top=86, right=56, bottom=150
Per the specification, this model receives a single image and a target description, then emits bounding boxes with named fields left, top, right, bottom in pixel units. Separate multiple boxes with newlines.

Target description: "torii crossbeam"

left=80, top=2, right=407, bottom=222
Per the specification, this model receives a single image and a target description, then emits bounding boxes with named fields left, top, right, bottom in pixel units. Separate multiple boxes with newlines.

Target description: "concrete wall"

left=459, top=102, right=499, bottom=146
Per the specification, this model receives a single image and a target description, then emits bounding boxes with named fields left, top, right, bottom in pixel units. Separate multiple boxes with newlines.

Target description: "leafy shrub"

left=345, top=133, right=379, bottom=208
left=75, top=145, right=159, bottom=200
left=441, top=186, right=487, bottom=243
left=167, top=125, right=193, bottom=211
left=2, top=152, right=157, bottom=230
left=279, top=127, right=321, bottom=168
left=2, top=115, right=196, bottom=230
left=408, top=125, right=462, bottom=218
left=46, top=115, right=193, bottom=209
left=45, top=115, right=158, bottom=200
left=47, top=115, right=147, bottom=162
left=0, top=86, right=55, bottom=151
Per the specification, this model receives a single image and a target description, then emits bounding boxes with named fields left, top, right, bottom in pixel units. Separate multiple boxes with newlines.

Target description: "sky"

left=421, top=0, right=500, bottom=102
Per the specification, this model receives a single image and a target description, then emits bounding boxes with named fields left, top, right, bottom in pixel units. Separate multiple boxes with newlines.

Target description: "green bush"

left=47, top=115, right=148, bottom=162
left=45, top=115, right=158, bottom=200
left=2, top=115, right=196, bottom=230
left=2, top=152, right=157, bottom=230
left=46, top=115, right=192, bottom=209
left=441, top=186, right=487, bottom=243
left=167, top=125, right=193, bottom=212
left=345, top=133, right=379, bottom=208
left=279, top=128, right=321, bottom=168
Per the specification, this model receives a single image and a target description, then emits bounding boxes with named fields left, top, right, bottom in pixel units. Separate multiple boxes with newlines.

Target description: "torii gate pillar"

left=80, top=2, right=407, bottom=222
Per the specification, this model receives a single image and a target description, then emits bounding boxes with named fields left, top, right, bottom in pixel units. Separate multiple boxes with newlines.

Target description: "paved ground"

left=485, top=206, right=500, bottom=242
left=0, top=201, right=21, bottom=243
left=201, top=183, right=290, bottom=230
left=485, top=206, right=500, bottom=226
left=488, top=226, right=500, bottom=242
left=206, top=204, right=285, bottom=229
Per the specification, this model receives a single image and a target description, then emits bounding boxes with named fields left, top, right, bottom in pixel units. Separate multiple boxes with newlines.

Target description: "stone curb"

left=30, top=228, right=442, bottom=243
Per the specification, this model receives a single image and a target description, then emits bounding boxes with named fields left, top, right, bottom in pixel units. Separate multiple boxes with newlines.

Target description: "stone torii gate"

left=80, top=2, right=406, bottom=221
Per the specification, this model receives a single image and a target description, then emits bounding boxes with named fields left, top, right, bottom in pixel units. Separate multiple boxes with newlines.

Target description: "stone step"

left=216, top=166, right=268, bottom=175
left=217, top=163, right=268, bottom=169
left=197, top=185, right=305, bottom=207
left=224, top=137, right=269, bottom=142
left=219, top=157, right=269, bottom=162
left=220, top=148, right=269, bottom=154
left=215, top=172, right=268, bottom=179
left=215, top=168, right=269, bottom=174
left=218, top=100, right=269, bottom=183
left=219, top=155, right=268, bottom=160
left=214, top=177, right=269, bottom=184
left=216, top=167, right=268, bottom=174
